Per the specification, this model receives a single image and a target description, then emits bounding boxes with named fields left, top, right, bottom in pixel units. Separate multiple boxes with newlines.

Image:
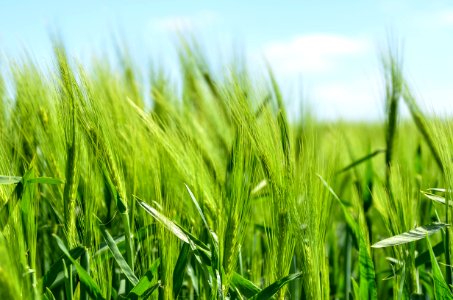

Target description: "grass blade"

left=415, top=241, right=444, bottom=267
left=336, top=149, right=385, bottom=174
left=53, top=235, right=105, bottom=300
left=27, top=177, right=64, bottom=185
left=359, top=230, right=377, bottom=299
left=0, top=176, right=22, bottom=185
left=100, top=226, right=139, bottom=286
left=249, top=271, right=303, bottom=300
left=351, top=277, right=360, bottom=300
left=185, top=184, right=209, bottom=230
left=128, top=259, right=160, bottom=299
left=372, top=223, right=449, bottom=248
left=185, top=184, right=224, bottom=299
left=42, top=246, right=85, bottom=289
left=231, top=272, right=261, bottom=298
left=318, top=174, right=357, bottom=236
left=422, top=191, right=453, bottom=206
left=136, top=196, right=212, bottom=265
left=427, top=237, right=453, bottom=299
left=44, top=287, right=57, bottom=300
left=136, top=198, right=190, bottom=244
left=173, top=243, right=191, bottom=298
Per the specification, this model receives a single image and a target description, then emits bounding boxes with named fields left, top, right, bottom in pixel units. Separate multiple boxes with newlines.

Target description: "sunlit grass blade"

left=136, top=196, right=212, bottom=265
left=136, top=198, right=190, bottom=244
left=351, top=277, right=360, bottom=300
left=428, top=188, right=451, bottom=193
left=0, top=175, right=26, bottom=230
left=427, top=237, right=453, bottom=299
left=0, top=176, right=22, bottom=184
left=128, top=259, right=161, bottom=299
left=53, top=235, right=105, bottom=300
left=100, top=226, right=139, bottom=286
left=185, top=184, right=224, bottom=299
left=26, top=177, right=64, bottom=185
left=317, top=174, right=357, bottom=236
left=336, top=149, right=385, bottom=174
left=358, top=231, right=377, bottom=299
left=251, top=179, right=267, bottom=196
left=372, top=223, right=449, bottom=248
left=249, top=271, right=303, bottom=300
left=422, top=191, right=453, bottom=206
left=94, top=225, right=154, bottom=258
left=185, top=184, right=209, bottom=230
left=231, top=272, right=261, bottom=298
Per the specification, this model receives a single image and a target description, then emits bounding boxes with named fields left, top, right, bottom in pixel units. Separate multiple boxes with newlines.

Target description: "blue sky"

left=1, top=1, right=453, bottom=120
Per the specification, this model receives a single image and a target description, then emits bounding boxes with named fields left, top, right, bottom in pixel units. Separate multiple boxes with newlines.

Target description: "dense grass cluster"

left=0, top=42, right=452, bottom=299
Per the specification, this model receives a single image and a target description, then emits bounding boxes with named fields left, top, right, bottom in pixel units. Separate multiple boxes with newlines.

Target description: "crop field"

left=0, top=43, right=452, bottom=300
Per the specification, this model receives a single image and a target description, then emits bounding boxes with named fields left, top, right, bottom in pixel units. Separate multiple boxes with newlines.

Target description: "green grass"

left=0, top=40, right=452, bottom=299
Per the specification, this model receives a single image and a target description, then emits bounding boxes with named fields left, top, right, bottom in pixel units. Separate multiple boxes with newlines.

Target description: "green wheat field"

left=0, top=42, right=452, bottom=300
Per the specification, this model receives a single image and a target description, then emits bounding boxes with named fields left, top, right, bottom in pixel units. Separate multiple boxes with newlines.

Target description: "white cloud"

left=263, top=34, right=371, bottom=74
left=310, top=79, right=453, bottom=121
left=312, top=79, right=382, bottom=120
left=151, top=11, right=219, bottom=33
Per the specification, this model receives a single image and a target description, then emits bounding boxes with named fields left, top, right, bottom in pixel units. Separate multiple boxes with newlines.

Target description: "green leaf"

left=185, top=184, right=209, bottom=230
left=249, top=271, right=303, bottom=300
left=372, top=223, right=449, bottom=248
left=351, top=277, right=360, bottom=300
left=136, top=199, right=190, bottom=244
left=0, top=176, right=22, bottom=185
left=62, top=259, right=72, bottom=300
left=317, top=174, right=358, bottom=237
left=95, top=235, right=125, bottom=258
left=415, top=241, right=445, bottom=267
left=397, top=263, right=406, bottom=300
left=185, top=184, right=223, bottom=299
left=43, top=287, right=57, bottom=300
left=336, top=149, right=385, bottom=174
left=173, top=243, right=191, bottom=298
left=27, top=177, right=64, bottom=185
left=427, top=188, right=451, bottom=193
left=421, top=191, right=452, bottom=206
left=53, top=235, right=105, bottom=300
left=135, top=196, right=212, bottom=266
left=427, top=237, right=453, bottom=300
left=0, top=171, right=32, bottom=230
left=358, top=229, right=377, bottom=299
left=100, top=226, right=139, bottom=286
left=95, top=224, right=155, bottom=258
left=42, top=246, right=85, bottom=289
left=231, top=272, right=261, bottom=298
left=128, top=259, right=160, bottom=299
